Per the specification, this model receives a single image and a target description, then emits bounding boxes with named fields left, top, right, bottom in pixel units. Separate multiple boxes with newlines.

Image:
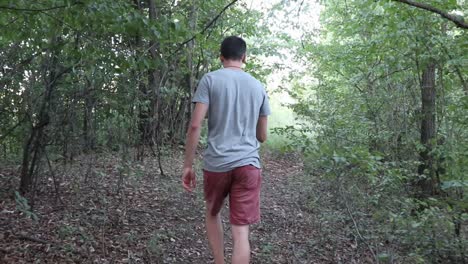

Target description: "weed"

left=14, top=191, right=38, bottom=221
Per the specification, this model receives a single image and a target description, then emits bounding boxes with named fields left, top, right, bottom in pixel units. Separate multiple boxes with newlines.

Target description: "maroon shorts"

left=203, top=165, right=262, bottom=225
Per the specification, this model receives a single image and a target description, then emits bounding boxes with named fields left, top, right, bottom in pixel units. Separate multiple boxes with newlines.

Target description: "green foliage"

left=14, top=191, right=38, bottom=221
left=147, top=232, right=163, bottom=257
left=0, top=0, right=277, bottom=183
left=2, top=0, right=466, bottom=261
left=264, top=93, right=296, bottom=152
left=276, top=0, right=468, bottom=261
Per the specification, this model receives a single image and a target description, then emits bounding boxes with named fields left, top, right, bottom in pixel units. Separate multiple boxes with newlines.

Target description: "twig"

left=129, top=208, right=153, bottom=214
left=0, top=117, right=27, bottom=142
left=171, top=0, right=240, bottom=55
left=391, top=0, right=467, bottom=29
left=0, top=2, right=83, bottom=12
left=15, top=233, right=87, bottom=257
left=16, top=233, right=49, bottom=244
left=45, top=150, right=63, bottom=204
left=39, top=11, right=96, bottom=43
left=0, top=50, right=45, bottom=89
left=0, top=16, right=19, bottom=27
left=297, top=0, right=305, bottom=17
left=338, top=180, right=378, bottom=262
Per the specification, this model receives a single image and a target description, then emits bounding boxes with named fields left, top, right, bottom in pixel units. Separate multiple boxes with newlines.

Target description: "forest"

left=0, top=0, right=467, bottom=263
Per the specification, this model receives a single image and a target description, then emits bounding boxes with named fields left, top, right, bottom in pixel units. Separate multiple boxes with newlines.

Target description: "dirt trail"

left=0, top=152, right=366, bottom=263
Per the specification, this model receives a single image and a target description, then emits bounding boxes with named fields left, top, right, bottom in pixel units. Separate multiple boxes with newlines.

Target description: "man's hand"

left=182, top=167, right=196, bottom=192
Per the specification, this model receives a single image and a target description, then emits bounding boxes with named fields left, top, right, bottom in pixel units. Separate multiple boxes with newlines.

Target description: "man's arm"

left=183, top=102, right=208, bottom=168
left=256, top=115, right=268, bottom=143
left=182, top=102, right=208, bottom=191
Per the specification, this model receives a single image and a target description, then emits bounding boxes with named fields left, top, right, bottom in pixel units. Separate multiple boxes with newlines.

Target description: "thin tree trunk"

left=148, top=0, right=164, bottom=176
left=148, top=0, right=161, bottom=139
left=417, top=61, right=439, bottom=196
left=184, top=1, right=198, bottom=139
left=19, top=54, right=56, bottom=193
left=134, top=0, right=149, bottom=161
left=83, top=77, right=94, bottom=153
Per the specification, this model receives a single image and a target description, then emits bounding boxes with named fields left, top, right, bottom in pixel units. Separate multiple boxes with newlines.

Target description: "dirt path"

left=0, top=152, right=367, bottom=263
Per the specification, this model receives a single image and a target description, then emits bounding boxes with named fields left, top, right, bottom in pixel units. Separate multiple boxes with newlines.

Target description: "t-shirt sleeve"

left=192, top=75, right=210, bottom=105
left=260, top=90, right=271, bottom=116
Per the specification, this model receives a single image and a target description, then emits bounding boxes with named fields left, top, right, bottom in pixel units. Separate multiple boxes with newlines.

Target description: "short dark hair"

left=220, top=36, right=246, bottom=60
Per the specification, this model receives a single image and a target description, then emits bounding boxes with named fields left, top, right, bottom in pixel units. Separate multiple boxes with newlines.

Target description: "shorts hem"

left=230, top=217, right=260, bottom=226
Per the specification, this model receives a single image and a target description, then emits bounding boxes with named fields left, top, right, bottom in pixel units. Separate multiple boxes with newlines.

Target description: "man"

left=181, top=36, right=271, bottom=264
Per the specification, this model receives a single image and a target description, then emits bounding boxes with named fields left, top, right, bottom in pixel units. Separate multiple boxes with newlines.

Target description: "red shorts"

left=203, top=165, right=262, bottom=225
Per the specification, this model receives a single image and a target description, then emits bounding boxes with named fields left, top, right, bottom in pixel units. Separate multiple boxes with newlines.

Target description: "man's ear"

left=220, top=55, right=225, bottom=62
left=241, top=54, right=246, bottom=63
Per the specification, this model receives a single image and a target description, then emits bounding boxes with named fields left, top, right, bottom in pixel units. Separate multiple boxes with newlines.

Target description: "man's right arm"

left=256, top=116, right=268, bottom=143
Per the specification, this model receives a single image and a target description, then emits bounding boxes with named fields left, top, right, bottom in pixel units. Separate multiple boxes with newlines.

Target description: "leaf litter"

left=0, top=150, right=372, bottom=263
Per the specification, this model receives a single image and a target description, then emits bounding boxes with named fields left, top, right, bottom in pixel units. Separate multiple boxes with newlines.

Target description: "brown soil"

left=0, top=151, right=371, bottom=263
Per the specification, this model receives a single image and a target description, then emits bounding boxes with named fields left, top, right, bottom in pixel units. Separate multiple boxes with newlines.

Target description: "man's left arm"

left=182, top=102, right=209, bottom=192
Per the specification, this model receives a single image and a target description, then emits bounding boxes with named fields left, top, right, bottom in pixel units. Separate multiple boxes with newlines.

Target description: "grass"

left=263, top=91, right=295, bottom=152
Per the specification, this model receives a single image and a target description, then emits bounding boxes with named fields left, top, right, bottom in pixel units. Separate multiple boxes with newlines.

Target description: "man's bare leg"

left=231, top=224, right=250, bottom=264
left=206, top=209, right=224, bottom=264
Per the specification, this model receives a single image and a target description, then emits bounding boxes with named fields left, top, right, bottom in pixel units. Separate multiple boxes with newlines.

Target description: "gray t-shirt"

left=192, top=68, right=271, bottom=172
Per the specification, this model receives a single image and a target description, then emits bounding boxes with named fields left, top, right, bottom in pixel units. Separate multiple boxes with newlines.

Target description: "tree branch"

left=0, top=117, right=27, bottom=143
left=171, top=0, right=239, bottom=55
left=0, top=2, right=82, bottom=12
left=392, top=0, right=467, bottom=29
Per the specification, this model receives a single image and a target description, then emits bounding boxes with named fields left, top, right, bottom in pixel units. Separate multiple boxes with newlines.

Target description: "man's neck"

left=223, top=60, right=243, bottom=70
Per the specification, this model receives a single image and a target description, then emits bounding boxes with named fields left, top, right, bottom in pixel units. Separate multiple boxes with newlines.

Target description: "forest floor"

left=0, top=150, right=374, bottom=263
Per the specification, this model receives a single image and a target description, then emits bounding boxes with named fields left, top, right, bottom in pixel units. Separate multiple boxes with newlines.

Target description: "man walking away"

left=182, top=36, right=271, bottom=264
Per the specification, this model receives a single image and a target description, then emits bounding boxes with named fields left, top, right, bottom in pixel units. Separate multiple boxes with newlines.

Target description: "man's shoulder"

left=199, top=69, right=224, bottom=83
left=242, top=73, right=265, bottom=91
left=203, top=70, right=264, bottom=89
left=205, top=68, right=226, bottom=77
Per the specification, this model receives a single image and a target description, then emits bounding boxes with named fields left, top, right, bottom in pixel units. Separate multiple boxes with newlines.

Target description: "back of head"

left=220, top=36, right=246, bottom=61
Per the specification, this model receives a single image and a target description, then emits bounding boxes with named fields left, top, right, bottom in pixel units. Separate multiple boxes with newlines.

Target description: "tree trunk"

left=83, top=77, right=95, bottom=153
left=148, top=0, right=161, bottom=141
left=183, top=1, right=198, bottom=139
left=417, top=61, right=439, bottom=196
left=19, top=48, right=58, bottom=193
left=147, top=0, right=164, bottom=175
left=134, top=0, right=149, bottom=160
